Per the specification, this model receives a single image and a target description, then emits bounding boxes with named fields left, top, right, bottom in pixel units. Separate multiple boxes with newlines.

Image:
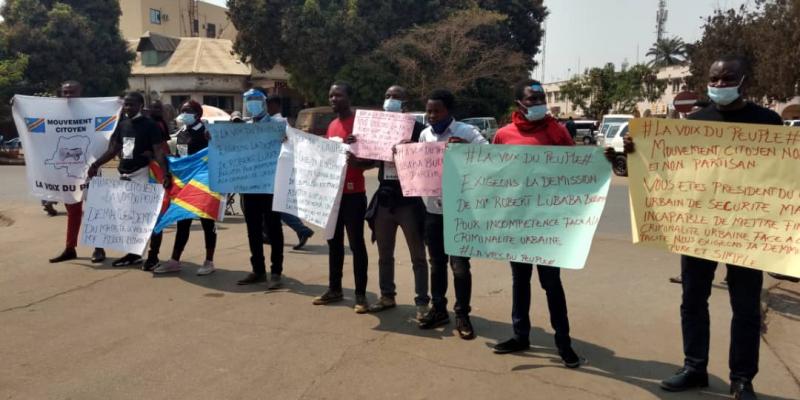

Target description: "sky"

left=3, top=0, right=752, bottom=82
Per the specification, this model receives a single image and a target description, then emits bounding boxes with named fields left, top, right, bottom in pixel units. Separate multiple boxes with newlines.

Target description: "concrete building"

left=119, top=0, right=236, bottom=41
left=543, top=65, right=691, bottom=118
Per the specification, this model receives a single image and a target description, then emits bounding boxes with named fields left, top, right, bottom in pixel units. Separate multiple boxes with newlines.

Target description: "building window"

left=671, top=79, right=681, bottom=94
left=203, top=96, right=235, bottom=113
left=150, top=9, right=161, bottom=25
left=171, top=95, right=191, bottom=110
left=206, top=23, right=216, bottom=38
left=142, top=50, right=159, bottom=66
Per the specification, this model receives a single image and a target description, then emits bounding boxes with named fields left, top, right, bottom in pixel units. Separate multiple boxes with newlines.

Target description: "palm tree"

left=646, top=36, right=687, bottom=68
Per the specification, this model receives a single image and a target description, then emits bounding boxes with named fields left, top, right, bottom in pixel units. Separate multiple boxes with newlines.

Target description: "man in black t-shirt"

left=89, top=92, right=169, bottom=267
left=619, top=56, right=778, bottom=400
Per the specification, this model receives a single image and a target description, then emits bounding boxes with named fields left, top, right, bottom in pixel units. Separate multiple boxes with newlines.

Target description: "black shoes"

left=455, top=316, right=475, bottom=340
left=111, top=254, right=142, bottom=267
left=768, top=272, right=800, bottom=283
left=142, top=256, right=160, bottom=271
left=49, top=248, right=77, bottom=263
left=559, top=346, right=581, bottom=368
left=91, top=248, right=106, bottom=263
left=660, top=367, right=709, bottom=392
left=293, top=231, right=314, bottom=250
left=731, top=380, right=757, bottom=400
left=43, top=202, right=57, bottom=216
left=237, top=273, right=267, bottom=285
left=418, top=309, right=449, bottom=329
left=493, top=338, right=530, bottom=354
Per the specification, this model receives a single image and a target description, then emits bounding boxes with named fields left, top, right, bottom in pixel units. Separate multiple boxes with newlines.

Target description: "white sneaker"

left=153, top=259, right=181, bottom=274
left=197, top=260, right=216, bottom=276
left=416, top=305, right=430, bottom=321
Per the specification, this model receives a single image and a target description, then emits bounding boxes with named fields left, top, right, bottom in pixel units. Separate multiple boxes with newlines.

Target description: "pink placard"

left=351, top=110, right=415, bottom=161
left=394, top=142, right=446, bottom=197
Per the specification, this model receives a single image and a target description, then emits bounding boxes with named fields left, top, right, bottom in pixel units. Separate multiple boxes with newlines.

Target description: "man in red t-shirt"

left=312, top=82, right=370, bottom=313
left=490, top=80, right=582, bottom=369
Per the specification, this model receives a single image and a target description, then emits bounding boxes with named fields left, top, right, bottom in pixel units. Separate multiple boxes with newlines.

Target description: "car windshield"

left=605, top=123, right=625, bottom=138
left=601, top=117, right=630, bottom=135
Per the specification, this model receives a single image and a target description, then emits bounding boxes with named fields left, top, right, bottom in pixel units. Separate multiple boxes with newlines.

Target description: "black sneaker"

left=493, top=337, right=530, bottom=354
left=455, top=316, right=475, bottom=340
left=293, top=231, right=314, bottom=250
left=730, top=380, right=757, bottom=400
left=142, top=256, right=160, bottom=271
left=111, top=254, right=143, bottom=267
left=237, top=273, right=267, bottom=285
left=660, top=367, right=709, bottom=392
left=559, top=346, right=581, bottom=368
left=43, top=202, right=57, bottom=216
left=418, top=309, right=449, bottom=329
left=91, top=248, right=106, bottom=263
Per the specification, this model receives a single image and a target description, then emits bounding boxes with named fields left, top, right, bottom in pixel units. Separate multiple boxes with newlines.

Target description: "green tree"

left=228, top=0, right=547, bottom=114
left=559, top=63, right=665, bottom=119
left=646, top=36, right=687, bottom=68
left=0, top=0, right=133, bottom=97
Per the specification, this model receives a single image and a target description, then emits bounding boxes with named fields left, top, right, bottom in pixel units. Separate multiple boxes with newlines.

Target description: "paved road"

left=0, top=166, right=798, bottom=400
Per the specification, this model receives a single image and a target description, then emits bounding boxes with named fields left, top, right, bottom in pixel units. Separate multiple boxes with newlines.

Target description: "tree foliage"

left=646, top=36, right=687, bottom=68
left=559, top=63, right=666, bottom=119
left=688, top=0, right=800, bottom=102
left=0, top=0, right=134, bottom=98
left=228, top=0, right=547, bottom=116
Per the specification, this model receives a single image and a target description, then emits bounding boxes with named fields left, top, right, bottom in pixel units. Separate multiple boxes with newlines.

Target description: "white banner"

left=273, top=127, right=348, bottom=239
left=12, top=95, right=122, bottom=203
left=80, top=177, right=165, bottom=255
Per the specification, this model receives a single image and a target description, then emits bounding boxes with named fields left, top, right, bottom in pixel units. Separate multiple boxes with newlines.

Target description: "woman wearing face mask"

left=152, top=100, right=217, bottom=276
left=490, top=80, right=583, bottom=369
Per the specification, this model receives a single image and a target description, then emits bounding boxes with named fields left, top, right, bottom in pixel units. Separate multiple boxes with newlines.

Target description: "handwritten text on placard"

left=628, top=118, right=800, bottom=277
left=394, top=142, right=446, bottom=197
left=351, top=110, right=415, bottom=161
left=207, top=122, right=285, bottom=193
left=443, top=145, right=611, bottom=268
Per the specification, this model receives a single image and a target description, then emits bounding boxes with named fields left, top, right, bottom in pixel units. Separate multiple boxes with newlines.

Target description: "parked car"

left=784, top=120, right=800, bottom=127
left=409, top=112, right=428, bottom=126
left=595, top=114, right=634, bottom=147
left=571, top=119, right=598, bottom=145
left=462, top=117, right=499, bottom=141
left=295, top=106, right=337, bottom=136
left=604, top=122, right=630, bottom=176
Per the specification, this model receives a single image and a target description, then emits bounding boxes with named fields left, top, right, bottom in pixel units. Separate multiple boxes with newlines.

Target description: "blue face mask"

left=707, top=84, right=741, bottom=106
left=176, top=113, right=196, bottom=126
left=525, top=104, right=548, bottom=121
left=431, top=116, right=453, bottom=134
left=246, top=100, right=265, bottom=116
left=383, top=98, right=403, bottom=113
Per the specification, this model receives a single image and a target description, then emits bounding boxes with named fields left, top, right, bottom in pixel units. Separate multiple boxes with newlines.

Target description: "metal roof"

left=129, top=34, right=251, bottom=76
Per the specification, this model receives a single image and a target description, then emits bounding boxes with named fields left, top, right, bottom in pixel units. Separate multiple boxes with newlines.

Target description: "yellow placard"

left=628, top=118, right=800, bottom=277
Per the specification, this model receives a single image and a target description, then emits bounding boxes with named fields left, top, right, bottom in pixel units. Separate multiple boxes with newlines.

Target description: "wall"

left=128, top=75, right=248, bottom=114
left=119, top=0, right=237, bottom=40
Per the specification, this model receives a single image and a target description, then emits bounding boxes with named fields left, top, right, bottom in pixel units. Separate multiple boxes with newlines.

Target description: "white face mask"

left=383, top=98, right=403, bottom=113
left=176, top=113, right=196, bottom=126
left=707, top=84, right=741, bottom=106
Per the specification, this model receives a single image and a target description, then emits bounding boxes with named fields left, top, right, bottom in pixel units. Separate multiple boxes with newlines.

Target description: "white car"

left=604, top=122, right=630, bottom=176
left=595, top=114, right=634, bottom=147
left=784, top=120, right=800, bottom=127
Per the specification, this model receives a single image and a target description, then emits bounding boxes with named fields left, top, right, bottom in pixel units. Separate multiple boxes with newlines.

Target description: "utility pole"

left=656, top=0, right=668, bottom=42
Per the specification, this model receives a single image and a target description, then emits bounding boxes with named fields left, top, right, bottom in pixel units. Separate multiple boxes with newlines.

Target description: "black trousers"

left=173, top=218, right=216, bottom=259
left=680, top=255, right=763, bottom=382
left=510, top=262, right=572, bottom=350
left=328, top=193, right=369, bottom=296
left=425, top=212, right=471, bottom=317
left=242, top=194, right=284, bottom=276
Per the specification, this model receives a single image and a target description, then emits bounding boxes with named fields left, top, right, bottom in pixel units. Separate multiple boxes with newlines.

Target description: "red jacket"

left=492, top=112, right=575, bottom=146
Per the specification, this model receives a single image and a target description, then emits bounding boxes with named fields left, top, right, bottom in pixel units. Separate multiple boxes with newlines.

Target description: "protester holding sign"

left=417, top=89, right=487, bottom=339
left=151, top=100, right=217, bottom=276
left=47, top=80, right=106, bottom=264
left=356, top=85, right=430, bottom=318
left=488, top=80, right=582, bottom=369
left=88, top=92, right=170, bottom=267
left=236, top=88, right=286, bottom=289
left=618, top=56, right=780, bottom=400
left=312, top=82, right=370, bottom=314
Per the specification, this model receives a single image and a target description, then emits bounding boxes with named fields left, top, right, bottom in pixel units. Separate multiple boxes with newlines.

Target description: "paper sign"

left=351, top=110, right=415, bottom=161
left=628, top=118, right=800, bottom=277
left=273, top=127, right=348, bottom=239
left=207, top=121, right=286, bottom=193
left=80, top=177, right=165, bottom=255
left=394, top=142, right=446, bottom=196
left=443, top=144, right=611, bottom=268
left=11, top=95, right=121, bottom=203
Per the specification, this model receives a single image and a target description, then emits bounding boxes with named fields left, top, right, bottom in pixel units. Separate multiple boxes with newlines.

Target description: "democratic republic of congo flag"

left=152, top=148, right=223, bottom=233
